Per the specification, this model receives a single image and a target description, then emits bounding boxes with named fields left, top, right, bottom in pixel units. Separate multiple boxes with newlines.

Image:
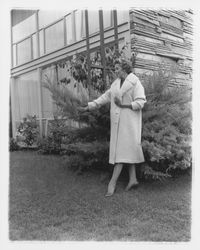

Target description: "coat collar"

left=118, top=73, right=137, bottom=97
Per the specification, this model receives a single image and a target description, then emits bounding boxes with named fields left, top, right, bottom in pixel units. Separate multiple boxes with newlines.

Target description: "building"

left=10, top=9, right=193, bottom=137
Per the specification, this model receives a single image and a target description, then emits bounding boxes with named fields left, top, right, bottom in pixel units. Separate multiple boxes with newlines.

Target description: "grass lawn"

left=9, top=151, right=191, bottom=241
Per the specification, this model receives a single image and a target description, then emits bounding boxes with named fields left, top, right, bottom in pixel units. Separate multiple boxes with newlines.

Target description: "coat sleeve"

left=88, top=88, right=111, bottom=110
left=131, top=79, right=146, bottom=110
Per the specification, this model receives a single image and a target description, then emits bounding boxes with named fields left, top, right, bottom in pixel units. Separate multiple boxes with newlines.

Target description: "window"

left=39, top=30, right=44, bottom=55
left=65, top=14, right=73, bottom=44
left=38, top=10, right=68, bottom=29
left=88, top=10, right=99, bottom=34
left=41, top=66, right=57, bottom=118
left=12, top=45, right=17, bottom=67
left=45, top=20, right=64, bottom=53
left=14, top=70, right=39, bottom=121
left=75, top=10, right=85, bottom=41
left=103, top=10, right=113, bottom=28
left=158, top=15, right=182, bottom=29
left=17, top=38, right=32, bottom=65
left=117, top=10, right=129, bottom=24
left=32, top=34, right=37, bottom=59
left=12, top=13, right=36, bottom=43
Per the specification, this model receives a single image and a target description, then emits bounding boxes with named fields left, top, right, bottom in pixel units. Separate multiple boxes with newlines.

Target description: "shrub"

left=17, top=115, right=39, bottom=147
left=9, top=138, right=20, bottom=151
left=37, top=117, right=70, bottom=154
left=141, top=66, right=192, bottom=175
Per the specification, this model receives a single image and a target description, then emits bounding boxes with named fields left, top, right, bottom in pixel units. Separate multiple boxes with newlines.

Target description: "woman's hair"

left=115, top=59, right=132, bottom=74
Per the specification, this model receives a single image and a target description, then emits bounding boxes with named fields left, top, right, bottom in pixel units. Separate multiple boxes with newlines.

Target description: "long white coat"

left=88, top=73, right=146, bottom=165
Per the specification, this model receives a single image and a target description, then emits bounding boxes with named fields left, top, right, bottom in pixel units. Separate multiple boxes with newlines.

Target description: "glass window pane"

left=82, top=11, right=86, bottom=37
left=12, top=45, right=17, bottom=67
left=17, top=38, right=31, bottom=65
left=32, top=34, right=37, bottom=59
left=66, top=14, right=73, bottom=45
left=41, top=66, right=56, bottom=118
left=45, top=21, right=64, bottom=53
left=103, top=10, right=112, bottom=28
left=75, top=10, right=85, bottom=41
left=39, top=30, right=44, bottom=56
left=14, top=70, right=39, bottom=121
left=12, top=13, right=36, bottom=43
left=117, top=10, right=129, bottom=24
left=88, top=10, right=99, bottom=34
left=38, top=10, right=68, bottom=29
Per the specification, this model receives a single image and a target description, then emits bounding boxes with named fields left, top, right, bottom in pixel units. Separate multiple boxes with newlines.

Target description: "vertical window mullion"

left=99, top=9, right=106, bottom=84
left=72, top=11, right=76, bottom=42
left=113, top=9, right=119, bottom=51
left=43, top=29, right=46, bottom=54
left=11, top=14, right=13, bottom=68
left=111, top=10, right=114, bottom=26
left=35, top=10, right=40, bottom=58
left=30, top=36, right=33, bottom=60
left=85, top=10, right=91, bottom=95
left=16, top=43, right=18, bottom=66
left=81, top=10, right=85, bottom=38
left=63, top=17, right=67, bottom=46
left=37, top=68, right=43, bottom=138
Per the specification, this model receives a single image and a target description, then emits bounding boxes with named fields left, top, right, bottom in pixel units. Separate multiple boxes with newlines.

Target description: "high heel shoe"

left=125, top=182, right=139, bottom=192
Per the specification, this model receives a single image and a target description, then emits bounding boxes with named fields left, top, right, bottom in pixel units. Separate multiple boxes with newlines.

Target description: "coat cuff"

left=88, top=101, right=98, bottom=111
left=131, top=101, right=141, bottom=110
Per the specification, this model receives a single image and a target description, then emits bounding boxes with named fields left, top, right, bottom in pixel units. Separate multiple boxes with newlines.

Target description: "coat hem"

left=109, top=159, right=145, bottom=165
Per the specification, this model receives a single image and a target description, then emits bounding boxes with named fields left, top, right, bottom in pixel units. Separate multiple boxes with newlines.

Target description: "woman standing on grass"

left=79, top=60, right=146, bottom=197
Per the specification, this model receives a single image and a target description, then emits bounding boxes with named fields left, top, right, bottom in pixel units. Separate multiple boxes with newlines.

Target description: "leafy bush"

left=37, top=117, right=70, bottom=154
left=141, top=66, right=192, bottom=175
left=9, top=138, right=20, bottom=151
left=17, top=115, right=39, bottom=147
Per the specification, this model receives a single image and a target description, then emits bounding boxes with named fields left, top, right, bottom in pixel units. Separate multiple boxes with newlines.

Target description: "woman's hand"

left=114, top=97, right=133, bottom=110
left=114, top=96, right=123, bottom=108
left=77, top=106, right=89, bottom=112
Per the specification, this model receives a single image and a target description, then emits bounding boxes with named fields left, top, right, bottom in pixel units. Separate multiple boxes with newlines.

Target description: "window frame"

left=11, top=9, right=120, bottom=68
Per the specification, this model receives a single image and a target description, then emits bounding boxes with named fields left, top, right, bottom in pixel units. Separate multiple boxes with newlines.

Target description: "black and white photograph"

left=1, top=0, right=200, bottom=248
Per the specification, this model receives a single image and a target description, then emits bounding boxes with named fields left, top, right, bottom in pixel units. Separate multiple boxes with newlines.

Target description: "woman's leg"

left=125, top=164, right=139, bottom=191
left=105, top=163, right=123, bottom=196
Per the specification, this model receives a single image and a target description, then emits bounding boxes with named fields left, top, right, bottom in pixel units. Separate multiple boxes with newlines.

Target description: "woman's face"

left=115, top=64, right=125, bottom=79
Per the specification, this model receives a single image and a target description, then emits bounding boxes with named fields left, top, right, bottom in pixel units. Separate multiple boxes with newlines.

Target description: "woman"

left=79, top=60, right=146, bottom=197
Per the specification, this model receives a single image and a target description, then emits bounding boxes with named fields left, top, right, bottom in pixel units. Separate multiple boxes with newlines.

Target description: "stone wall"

left=130, top=9, right=193, bottom=85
